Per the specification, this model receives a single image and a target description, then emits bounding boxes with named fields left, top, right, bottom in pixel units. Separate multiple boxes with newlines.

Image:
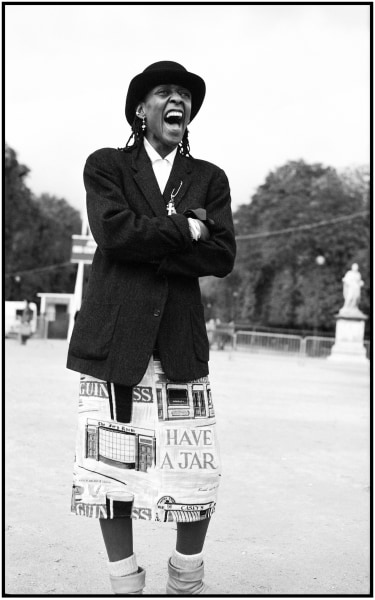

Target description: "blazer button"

left=153, top=309, right=161, bottom=317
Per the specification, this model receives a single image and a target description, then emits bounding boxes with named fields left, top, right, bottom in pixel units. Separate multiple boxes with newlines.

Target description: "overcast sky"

left=5, top=3, right=370, bottom=216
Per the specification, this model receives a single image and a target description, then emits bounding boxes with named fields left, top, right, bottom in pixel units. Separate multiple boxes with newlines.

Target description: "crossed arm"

left=84, top=151, right=236, bottom=279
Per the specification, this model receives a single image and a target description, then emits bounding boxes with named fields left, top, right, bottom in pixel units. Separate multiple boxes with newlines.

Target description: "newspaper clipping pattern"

left=71, top=357, right=221, bottom=522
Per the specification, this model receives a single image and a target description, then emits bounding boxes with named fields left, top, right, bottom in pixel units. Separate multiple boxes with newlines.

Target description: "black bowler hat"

left=125, top=61, right=206, bottom=125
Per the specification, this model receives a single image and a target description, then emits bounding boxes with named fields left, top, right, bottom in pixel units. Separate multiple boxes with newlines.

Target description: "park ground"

left=5, top=338, right=370, bottom=597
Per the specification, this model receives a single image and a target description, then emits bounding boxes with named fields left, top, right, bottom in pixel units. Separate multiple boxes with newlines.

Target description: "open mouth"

left=164, top=110, right=184, bottom=128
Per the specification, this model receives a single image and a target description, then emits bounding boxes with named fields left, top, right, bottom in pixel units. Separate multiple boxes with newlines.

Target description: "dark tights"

left=100, top=516, right=210, bottom=562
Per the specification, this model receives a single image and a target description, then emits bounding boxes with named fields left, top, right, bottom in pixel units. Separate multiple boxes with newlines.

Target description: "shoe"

left=110, top=566, right=146, bottom=595
left=166, top=558, right=209, bottom=595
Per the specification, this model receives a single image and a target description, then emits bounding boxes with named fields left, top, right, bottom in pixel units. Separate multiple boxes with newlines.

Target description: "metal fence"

left=303, top=336, right=335, bottom=358
left=233, top=330, right=370, bottom=359
left=234, top=331, right=302, bottom=355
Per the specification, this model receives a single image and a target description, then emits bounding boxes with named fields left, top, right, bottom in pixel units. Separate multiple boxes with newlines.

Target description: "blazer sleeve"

left=84, top=149, right=193, bottom=263
left=157, top=168, right=236, bottom=278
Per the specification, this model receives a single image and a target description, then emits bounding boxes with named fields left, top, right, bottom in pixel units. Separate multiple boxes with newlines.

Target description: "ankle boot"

left=166, top=558, right=209, bottom=595
left=110, top=566, right=146, bottom=595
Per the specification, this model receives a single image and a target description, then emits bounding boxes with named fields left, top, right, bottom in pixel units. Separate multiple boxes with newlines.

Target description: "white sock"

left=171, top=549, right=203, bottom=570
left=108, top=553, right=138, bottom=577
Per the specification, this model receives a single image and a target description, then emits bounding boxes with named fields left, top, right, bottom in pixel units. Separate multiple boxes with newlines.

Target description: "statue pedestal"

left=328, top=310, right=368, bottom=363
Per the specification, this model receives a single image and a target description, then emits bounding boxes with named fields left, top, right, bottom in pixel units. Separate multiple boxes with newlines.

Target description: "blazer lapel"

left=163, top=153, right=193, bottom=213
left=132, top=146, right=194, bottom=216
left=132, top=146, right=166, bottom=216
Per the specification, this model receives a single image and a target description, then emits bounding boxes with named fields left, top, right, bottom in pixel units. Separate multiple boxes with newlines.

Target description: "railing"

left=232, top=330, right=370, bottom=359
left=234, top=331, right=302, bottom=355
left=304, top=336, right=335, bottom=358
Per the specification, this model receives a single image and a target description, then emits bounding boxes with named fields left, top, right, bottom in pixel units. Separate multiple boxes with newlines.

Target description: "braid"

left=118, top=116, right=145, bottom=152
left=178, top=128, right=192, bottom=157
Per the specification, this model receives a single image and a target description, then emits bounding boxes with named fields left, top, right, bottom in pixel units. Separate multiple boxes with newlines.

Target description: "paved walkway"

left=5, top=339, right=370, bottom=597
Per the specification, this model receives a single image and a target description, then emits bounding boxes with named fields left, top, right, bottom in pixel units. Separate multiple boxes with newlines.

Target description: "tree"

left=5, top=145, right=82, bottom=303
left=33, top=193, right=82, bottom=294
left=202, top=160, right=369, bottom=333
left=5, top=145, right=40, bottom=281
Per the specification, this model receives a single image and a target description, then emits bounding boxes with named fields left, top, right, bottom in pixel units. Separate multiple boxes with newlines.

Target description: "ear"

left=136, top=103, right=145, bottom=118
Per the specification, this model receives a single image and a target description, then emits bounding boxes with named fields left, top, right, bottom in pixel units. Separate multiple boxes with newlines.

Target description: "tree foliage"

left=201, top=160, right=369, bottom=334
left=6, top=147, right=369, bottom=335
left=5, top=145, right=82, bottom=303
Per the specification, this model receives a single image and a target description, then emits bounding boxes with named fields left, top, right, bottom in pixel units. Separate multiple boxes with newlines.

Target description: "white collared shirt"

left=143, top=137, right=200, bottom=240
left=143, top=137, right=178, bottom=193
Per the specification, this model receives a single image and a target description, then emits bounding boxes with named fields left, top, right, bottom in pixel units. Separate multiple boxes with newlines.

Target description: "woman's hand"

left=195, top=220, right=210, bottom=241
left=187, top=218, right=210, bottom=242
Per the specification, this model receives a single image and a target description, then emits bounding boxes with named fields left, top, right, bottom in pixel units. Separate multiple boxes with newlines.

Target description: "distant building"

left=37, top=292, right=74, bottom=339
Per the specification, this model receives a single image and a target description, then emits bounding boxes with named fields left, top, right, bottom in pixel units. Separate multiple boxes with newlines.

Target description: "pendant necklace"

left=166, top=180, right=183, bottom=215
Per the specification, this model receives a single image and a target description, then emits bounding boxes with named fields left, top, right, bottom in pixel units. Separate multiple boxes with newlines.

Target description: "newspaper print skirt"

left=71, top=356, right=221, bottom=522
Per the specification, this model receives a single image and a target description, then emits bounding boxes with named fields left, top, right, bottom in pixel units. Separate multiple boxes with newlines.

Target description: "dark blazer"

left=67, top=144, right=236, bottom=385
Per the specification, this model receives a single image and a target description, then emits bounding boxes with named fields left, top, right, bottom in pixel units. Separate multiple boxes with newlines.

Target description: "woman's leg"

left=166, top=518, right=211, bottom=594
left=176, top=517, right=210, bottom=554
left=99, top=517, right=133, bottom=561
left=100, top=518, right=145, bottom=595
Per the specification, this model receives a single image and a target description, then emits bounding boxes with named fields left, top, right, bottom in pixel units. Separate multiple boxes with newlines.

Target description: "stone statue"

left=339, top=263, right=364, bottom=315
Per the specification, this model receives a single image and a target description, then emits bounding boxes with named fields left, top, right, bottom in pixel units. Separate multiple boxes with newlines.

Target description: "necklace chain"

left=166, top=180, right=183, bottom=215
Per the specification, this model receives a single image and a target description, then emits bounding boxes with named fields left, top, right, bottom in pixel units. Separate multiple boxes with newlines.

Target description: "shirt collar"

left=143, top=137, right=178, bottom=165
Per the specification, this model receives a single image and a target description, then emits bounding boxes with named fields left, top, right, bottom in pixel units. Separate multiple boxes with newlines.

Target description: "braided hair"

left=119, top=116, right=192, bottom=157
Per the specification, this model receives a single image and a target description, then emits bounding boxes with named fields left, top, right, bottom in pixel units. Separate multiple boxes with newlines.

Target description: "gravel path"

left=5, top=339, right=370, bottom=597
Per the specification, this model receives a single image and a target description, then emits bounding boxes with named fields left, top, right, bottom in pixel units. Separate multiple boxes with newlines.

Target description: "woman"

left=67, top=60, right=236, bottom=595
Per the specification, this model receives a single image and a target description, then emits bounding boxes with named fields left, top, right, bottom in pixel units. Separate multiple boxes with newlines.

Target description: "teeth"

left=165, top=110, right=183, bottom=118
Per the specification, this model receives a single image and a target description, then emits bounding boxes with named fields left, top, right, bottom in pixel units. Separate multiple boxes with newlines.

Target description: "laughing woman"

left=67, top=61, right=236, bottom=595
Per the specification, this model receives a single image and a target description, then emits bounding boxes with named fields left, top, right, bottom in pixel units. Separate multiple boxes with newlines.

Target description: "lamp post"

left=313, top=255, right=326, bottom=355
left=232, top=291, right=239, bottom=323
left=14, top=275, right=21, bottom=300
left=205, top=302, right=212, bottom=321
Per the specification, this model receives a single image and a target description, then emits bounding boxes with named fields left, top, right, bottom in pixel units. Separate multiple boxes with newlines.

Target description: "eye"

left=180, top=90, right=191, bottom=99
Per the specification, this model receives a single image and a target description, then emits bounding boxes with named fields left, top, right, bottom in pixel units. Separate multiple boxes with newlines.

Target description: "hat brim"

left=125, top=68, right=206, bottom=125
